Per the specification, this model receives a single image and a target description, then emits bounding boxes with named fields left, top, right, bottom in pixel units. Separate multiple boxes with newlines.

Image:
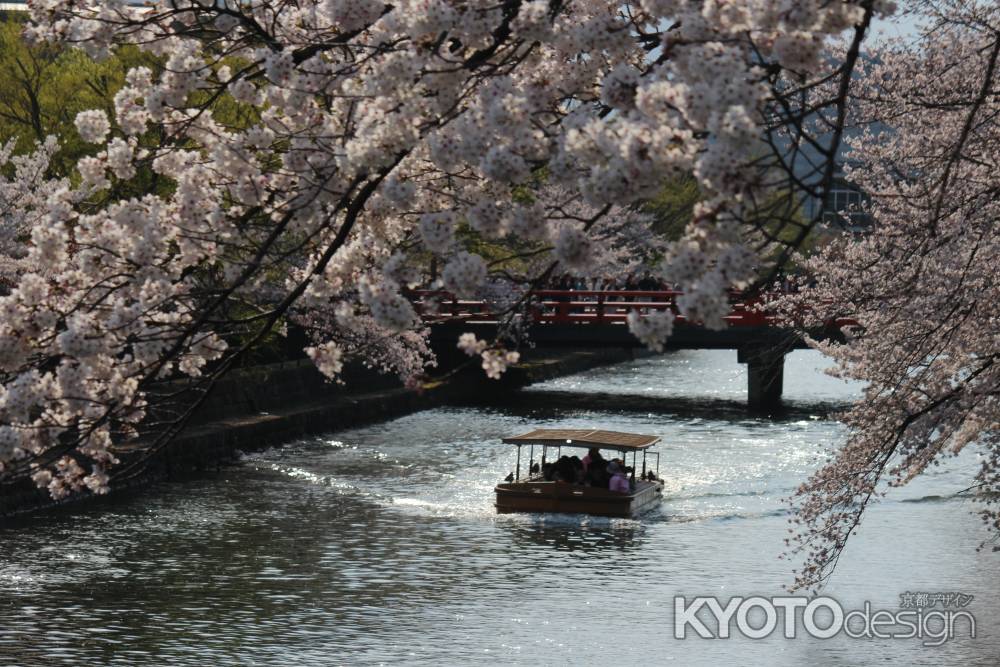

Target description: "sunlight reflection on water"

left=0, top=350, right=994, bottom=666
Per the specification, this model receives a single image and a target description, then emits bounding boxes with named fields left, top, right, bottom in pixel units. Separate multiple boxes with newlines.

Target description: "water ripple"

left=0, top=351, right=994, bottom=666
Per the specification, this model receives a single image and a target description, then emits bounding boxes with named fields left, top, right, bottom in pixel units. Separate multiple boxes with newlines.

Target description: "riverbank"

left=0, top=347, right=641, bottom=519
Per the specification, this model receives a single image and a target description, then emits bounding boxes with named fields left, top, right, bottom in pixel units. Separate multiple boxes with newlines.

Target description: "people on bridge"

left=542, top=272, right=673, bottom=293
left=637, top=273, right=660, bottom=291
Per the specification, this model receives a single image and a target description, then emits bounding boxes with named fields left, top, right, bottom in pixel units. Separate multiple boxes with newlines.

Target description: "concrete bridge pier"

left=738, top=344, right=785, bottom=411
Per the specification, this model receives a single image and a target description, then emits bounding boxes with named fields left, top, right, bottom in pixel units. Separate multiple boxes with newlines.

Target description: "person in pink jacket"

left=608, top=461, right=630, bottom=493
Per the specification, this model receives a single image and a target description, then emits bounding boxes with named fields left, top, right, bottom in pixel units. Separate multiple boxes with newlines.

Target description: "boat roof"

left=502, top=429, right=660, bottom=450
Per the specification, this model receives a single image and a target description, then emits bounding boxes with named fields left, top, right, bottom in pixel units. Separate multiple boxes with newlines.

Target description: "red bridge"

left=417, top=289, right=805, bottom=327
left=417, top=289, right=857, bottom=411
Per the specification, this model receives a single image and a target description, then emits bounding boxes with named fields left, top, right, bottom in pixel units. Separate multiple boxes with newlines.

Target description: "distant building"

left=786, top=114, right=878, bottom=234
left=805, top=173, right=873, bottom=233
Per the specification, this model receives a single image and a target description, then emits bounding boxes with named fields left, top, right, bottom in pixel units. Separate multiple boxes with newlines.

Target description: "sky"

left=871, top=6, right=927, bottom=42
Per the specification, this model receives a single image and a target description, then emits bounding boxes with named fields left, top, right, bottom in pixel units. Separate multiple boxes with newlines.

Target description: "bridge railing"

left=411, top=289, right=780, bottom=327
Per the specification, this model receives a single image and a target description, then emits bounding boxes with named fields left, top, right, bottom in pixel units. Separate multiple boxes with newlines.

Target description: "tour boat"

left=495, top=428, right=664, bottom=518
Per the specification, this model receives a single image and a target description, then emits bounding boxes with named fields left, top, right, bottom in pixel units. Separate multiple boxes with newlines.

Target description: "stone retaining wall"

left=0, top=347, right=638, bottom=519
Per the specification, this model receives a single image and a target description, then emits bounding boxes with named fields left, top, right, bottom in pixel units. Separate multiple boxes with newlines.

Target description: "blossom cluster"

left=626, top=310, right=676, bottom=353
left=0, top=136, right=59, bottom=286
left=772, top=0, right=1000, bottom=590
left=458, top=333, right=519, bottom=379
left=74, top=109, right=111, bottom=144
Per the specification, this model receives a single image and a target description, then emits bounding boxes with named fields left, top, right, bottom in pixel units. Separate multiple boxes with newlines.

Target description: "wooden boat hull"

left=495, top=480, right=663, bottom=518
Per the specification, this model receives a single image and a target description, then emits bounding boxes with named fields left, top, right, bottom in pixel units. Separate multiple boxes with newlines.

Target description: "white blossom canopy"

left=0, top=0, right=945, bottom=591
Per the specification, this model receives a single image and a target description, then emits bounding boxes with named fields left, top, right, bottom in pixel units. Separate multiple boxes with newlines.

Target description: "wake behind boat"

left=495, top=428, right=664, bottom=518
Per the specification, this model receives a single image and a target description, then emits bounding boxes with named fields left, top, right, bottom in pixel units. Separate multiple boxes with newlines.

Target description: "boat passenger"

left=581, top=447, right=606, bottom=473
left=586, top=461, right=609, bottom=488
left=555, top=455, right=569, bottom=476
left=553, top=456, right=576, bottom=483
left=608, top=461, right=630, bottom=493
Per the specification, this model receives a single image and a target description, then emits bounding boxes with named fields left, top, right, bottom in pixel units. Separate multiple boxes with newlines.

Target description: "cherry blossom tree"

left=779, top=0, right=1000, bottom=590
left=0, top=135, right=59, bottom=287
left=0, top=1, right=897, bottom=529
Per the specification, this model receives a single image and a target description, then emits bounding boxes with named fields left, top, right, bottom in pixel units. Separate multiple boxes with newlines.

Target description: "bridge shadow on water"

left=458, top=389, right=854, bottom=423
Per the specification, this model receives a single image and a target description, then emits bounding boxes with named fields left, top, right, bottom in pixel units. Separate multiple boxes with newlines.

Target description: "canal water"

left=0, top=350, right=996, bottom=665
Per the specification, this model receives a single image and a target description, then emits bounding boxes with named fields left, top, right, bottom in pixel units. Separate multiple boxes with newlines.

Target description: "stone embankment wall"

left=0, top=347, right=638, bottom=518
